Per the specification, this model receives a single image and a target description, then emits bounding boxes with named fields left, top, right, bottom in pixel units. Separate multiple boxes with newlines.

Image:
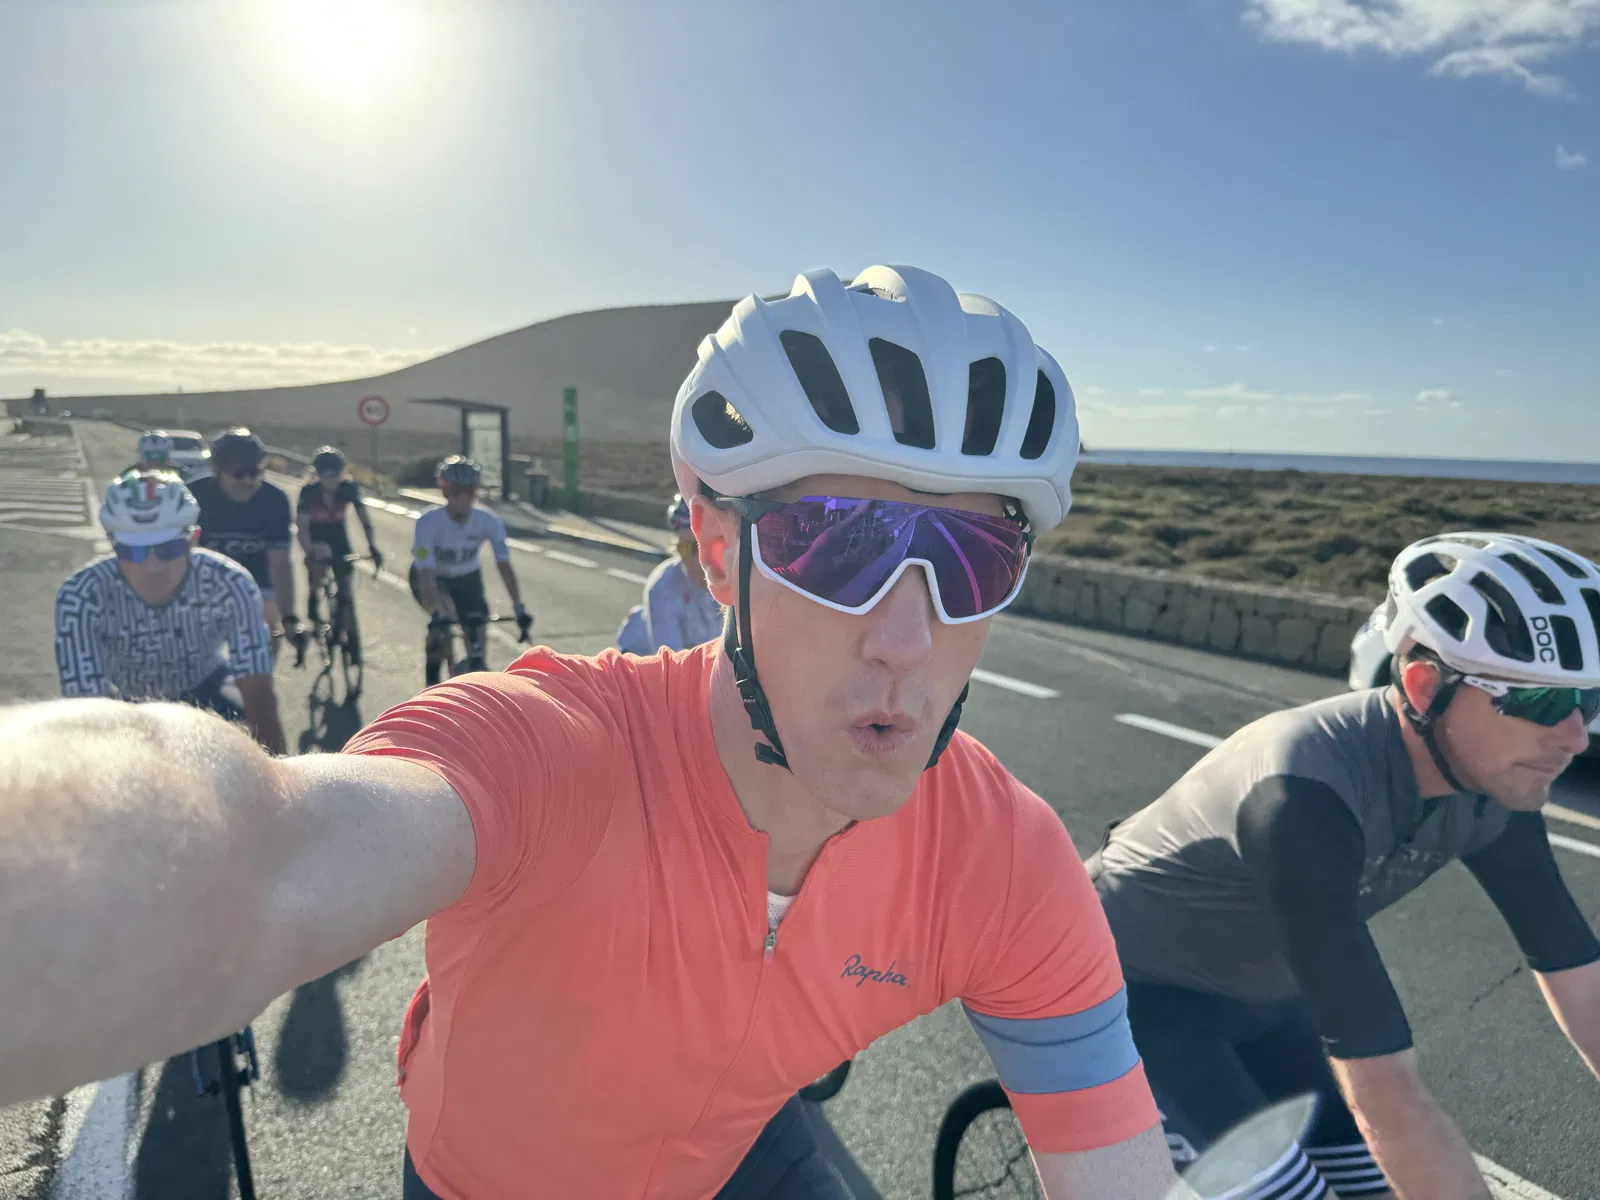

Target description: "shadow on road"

left=297, top=694, right=366, bottom=754
left=132, top=1054, right=235, bottom=1200
left=272, top=958, right=367, bottom=1104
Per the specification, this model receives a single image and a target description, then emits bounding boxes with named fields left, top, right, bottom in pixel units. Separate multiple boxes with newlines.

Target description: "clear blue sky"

left=1, top=0, right=1596, bottom=458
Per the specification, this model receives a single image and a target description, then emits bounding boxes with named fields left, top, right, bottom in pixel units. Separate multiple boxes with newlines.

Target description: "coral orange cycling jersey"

left=344, top=645, right=1156, bottom=1198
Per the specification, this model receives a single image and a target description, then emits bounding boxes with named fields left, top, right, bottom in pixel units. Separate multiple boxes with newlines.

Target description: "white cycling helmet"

left=670, top=265, right=1079, bottom=532
left=137, top=431, right=173, bottom=461
left=100, top=470, right=200, bottom=546
left=1384, top=532, right=1600, bottom=687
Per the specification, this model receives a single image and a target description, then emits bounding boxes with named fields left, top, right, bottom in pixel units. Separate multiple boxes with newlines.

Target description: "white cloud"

left=1431, top=316, right=1445, bottom=326
left=1243, top=1, right=1600, bottom=96
left=1415, top=386, right=1462, bottom=407
left=1203, top=343, right=1219, bottom=354
left=1235, top=344, right=1251, bottom=352
left=1556, top=143, right=1587, bottom=169
left=1494, top=366, right=1515, bottom=376
left=1136, top=386, right=1167, bottom=397
left=1185, top=382, right=1276, bottom=402
left=0, top=328, right=440, bottom=391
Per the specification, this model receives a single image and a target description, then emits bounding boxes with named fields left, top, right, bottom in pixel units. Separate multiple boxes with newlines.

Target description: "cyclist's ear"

left=691, top=497, right=737, bottom=608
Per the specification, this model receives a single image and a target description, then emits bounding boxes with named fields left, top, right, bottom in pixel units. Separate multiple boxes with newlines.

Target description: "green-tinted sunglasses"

left=1461, top=675, right=1600, bottom=728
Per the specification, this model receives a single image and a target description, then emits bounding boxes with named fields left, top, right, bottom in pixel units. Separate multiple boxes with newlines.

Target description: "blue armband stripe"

left=962, top=986, right=1141, bottom=1095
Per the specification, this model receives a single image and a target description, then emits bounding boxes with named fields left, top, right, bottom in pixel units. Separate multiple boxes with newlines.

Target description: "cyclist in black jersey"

left=191, top=428, right=300, bottom=652
left=296, top=447, right=383, bottom=638
left=1092, top=532, right=1600, bottom=1200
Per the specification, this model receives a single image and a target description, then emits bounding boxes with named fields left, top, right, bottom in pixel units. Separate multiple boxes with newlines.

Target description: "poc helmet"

left=1383, top=532, right=1600, bottom=787
left=669, top=265, right=1080, bottom=771
left=666, top=494, right=693, bottom=533
left=312, top=446, right=347, bottom=474
left=1385, top=533, right=1600, bottom=687
left=100, top=470, right=200, bottom=545
left=210, top=428, right=266, bottom=473
left=437, top=456, right=482, bottom=488
left=137, top=431, right=173, bottom=464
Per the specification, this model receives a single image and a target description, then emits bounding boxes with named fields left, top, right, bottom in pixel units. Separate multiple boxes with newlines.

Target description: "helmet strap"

left=727, top=518, right=791, bottom=770
left=1394, top=659, right=1469, bottom=794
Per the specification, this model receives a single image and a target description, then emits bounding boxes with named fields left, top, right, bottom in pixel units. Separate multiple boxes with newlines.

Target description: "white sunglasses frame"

left=728, top=495, right=1033, bottom=626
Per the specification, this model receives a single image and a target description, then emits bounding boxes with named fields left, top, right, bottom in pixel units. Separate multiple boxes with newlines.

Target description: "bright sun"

left=258, top=0, right=425, bottom=109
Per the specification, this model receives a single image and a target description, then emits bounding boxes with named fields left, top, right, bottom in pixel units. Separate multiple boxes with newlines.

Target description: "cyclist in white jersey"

left=617, top=494, right=724, bottom=654
left=410, top=457, right=532, bottom=664
left=54, top=471, right=286, bottom=755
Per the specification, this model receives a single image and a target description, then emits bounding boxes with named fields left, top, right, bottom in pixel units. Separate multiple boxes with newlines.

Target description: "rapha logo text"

left=840, top=954, right=909, bottom=988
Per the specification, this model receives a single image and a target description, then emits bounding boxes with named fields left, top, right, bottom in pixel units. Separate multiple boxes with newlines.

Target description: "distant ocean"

left=1080, top=449, right=1600, bottom=487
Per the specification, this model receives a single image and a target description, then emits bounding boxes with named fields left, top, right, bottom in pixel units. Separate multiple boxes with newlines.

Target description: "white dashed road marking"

left=544, top=548, right=598, bottom=569
left=1548, top=833, right=1600, bottom=861
left=54, top=1071, right=136, bottom=1200
left=968, top=668, right=1060, bottom=699
left=1114, top=712, right=1224, bottom=749
left=606, top=567, right=651, bottom=585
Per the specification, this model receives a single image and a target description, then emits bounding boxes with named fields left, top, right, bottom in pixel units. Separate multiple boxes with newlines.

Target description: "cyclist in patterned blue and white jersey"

left=54, top=470, right=287, bottom=755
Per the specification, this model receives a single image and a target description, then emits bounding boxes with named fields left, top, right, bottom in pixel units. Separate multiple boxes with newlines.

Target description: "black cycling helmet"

left=312, top=446, right=346, bottom=473
left=437, top=455, right=482, bottom=487
left=666, top=494, right=692, bottom=533
left=210, top=427, right=266, bottom=471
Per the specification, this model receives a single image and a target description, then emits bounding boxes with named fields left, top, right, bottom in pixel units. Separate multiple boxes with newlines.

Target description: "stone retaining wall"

left=1014, top=555, right=1376, bottom=676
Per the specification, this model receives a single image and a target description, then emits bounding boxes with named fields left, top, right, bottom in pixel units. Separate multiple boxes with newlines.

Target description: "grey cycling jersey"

left=1091, top=688, right=1510, bottom=1004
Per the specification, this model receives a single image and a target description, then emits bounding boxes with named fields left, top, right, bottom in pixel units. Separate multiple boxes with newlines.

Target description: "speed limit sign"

left=357, top=394, right=390, bottom=427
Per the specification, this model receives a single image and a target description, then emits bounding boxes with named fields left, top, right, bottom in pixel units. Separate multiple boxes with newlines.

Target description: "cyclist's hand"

left=514, top=603, right=533, bottom=643
left=369, top=548, right=384, bottom=571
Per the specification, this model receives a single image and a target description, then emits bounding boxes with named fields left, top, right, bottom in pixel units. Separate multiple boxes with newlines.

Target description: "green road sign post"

left=562, top=387, right=579, bottom=512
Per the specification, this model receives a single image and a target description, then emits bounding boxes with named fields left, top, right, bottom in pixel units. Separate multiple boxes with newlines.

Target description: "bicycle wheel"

left=932, top=1081, right=1042, bottom=1200
left=211, top=1036, right=258, bottom=1200
left=338, top=600, right=363, bottom=698
left=798, top=1060, right=851, bottom=1103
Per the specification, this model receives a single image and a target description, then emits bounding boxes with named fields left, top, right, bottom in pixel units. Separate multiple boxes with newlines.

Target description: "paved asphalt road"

left=1, top=420, right=1596, bottom=1199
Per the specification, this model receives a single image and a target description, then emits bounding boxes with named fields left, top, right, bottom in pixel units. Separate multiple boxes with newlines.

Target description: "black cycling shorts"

left=1128, top=981, right=1389, bottom=1197
left=408, top=564, right=489, bottom=622
left=401, top=1095, right=848, bottom=1200
left=307, top=525, right=354, bottom=575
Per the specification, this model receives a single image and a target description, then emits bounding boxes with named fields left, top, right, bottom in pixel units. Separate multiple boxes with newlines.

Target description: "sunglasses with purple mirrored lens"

left=723, top=494, right=1032, bottom=623
left=113, top=537, right=190, bottom=563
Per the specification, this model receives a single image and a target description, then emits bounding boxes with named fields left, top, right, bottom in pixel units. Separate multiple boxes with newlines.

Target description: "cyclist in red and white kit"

left=0, top=266, right=1177, bottom=1199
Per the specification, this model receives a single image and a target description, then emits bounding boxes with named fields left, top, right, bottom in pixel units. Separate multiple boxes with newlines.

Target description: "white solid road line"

left=1477, top=1156, right=1566, bottom=1200
left=606, top=566, right=651, bottom=585
left=544, top=548, right=599, bottom=569
left=969, top=667, right=1060, bottom=699
left=1114, top=712, right=1224, bottom=750
left=1117, top=712, right=1600, bottom=846
left=54, top=1072, right=136, bottom=1200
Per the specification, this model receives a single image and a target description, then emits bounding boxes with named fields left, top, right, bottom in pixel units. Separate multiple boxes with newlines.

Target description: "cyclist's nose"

left=858, top=569, right=935, bottom=674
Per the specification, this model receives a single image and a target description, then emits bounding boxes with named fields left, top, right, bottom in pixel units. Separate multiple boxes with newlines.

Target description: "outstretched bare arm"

left=0, top=698, right=474, bottom=1105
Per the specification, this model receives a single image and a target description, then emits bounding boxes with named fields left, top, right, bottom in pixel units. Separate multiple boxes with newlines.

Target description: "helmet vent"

left=1501, top=552, right=1564, bottom=605
left=1020, top=370, right=1056, bottom=461
left=1424, top=595, right=1470, bottom=642
left=779, top=331, right=859, bottom=436
left=1472, top=571, right=1535, bottom=663
left=961, top=358, right=1006, bottom=456
left=1544, top=548, right=1589, bottom=580
left=1551, top=614, right=1584, bottom=671
left=868, top=338, right=936, bottom=449
left=1404, top=551, right=1454, bottom=591
left=1582, top=588, right=1600, bottom=641
left=691, top=391, right=754, bottom=449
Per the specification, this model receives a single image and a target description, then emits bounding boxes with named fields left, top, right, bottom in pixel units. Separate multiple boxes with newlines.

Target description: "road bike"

left=931, top=1082, right=1318, bottom=1200
left=424, top=613, right=527, bottom=686
left=297, top=554, right=375, bottom=732
left=188, top=1029, right=260, bottom=1200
